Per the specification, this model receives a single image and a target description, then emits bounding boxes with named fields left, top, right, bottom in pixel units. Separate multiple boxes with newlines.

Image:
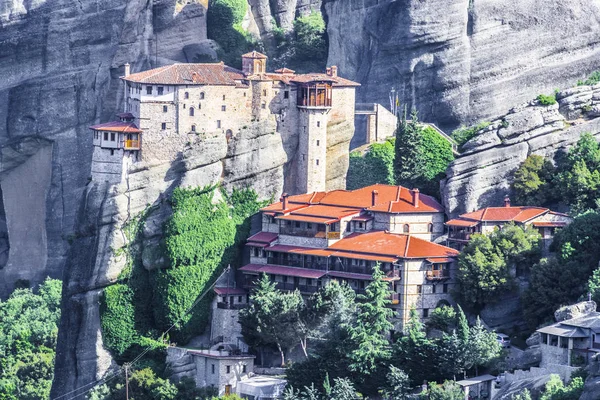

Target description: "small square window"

left=238, top=295, right=242, bottom=302
left=307, top=223, right=312, bottom=229
left=432, top=285, right=436, bottom=294
left=317, top=121, right=321, bottom=127
left=295, top=221, right=301, bottom=228
left=316, top=140, right=320, bottom=146
left=163, top=105, right=168, bottom=113
left=157, top=87, right=164, bottom=95
left=226, top=365, right=231, bottom=374
left=184, top=92, right=189, bottom=99
left=104, top=132, right=108, bottom=141
left=284, top=91, right=289, bottom=99
left=417, top=285, right=422, bottom=294
left=146, top=86, right=152, bottom=94
left=110, top=149, right=114, bottom=156
left=223, top=95, right=226, bottom=101
left=222, top=105, right=226, bottom=111
left=217, top=120, right=221, bottom=129
left=161, top=123, right=166, bottom=130
left=242, top=364, right=247, bottom=373
left=443, top=284, right=448, bottom=293
left=263, top=89, right=267, bottom=96
left=110, top=132, right=115, bottom=141
left=316, top=159, right=319, bottom=166
left=243, top=92, right=246, bottom=97
left=261, top=102, right=266, bottom=109
left=191, top=125, right=196, bottom=132
left=211, top=364, right=215, bottom=374
left=423, top=308, right=429, bottom=318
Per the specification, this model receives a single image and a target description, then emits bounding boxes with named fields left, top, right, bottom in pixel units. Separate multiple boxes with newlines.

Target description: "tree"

left=588, top=267, right=600, bottom=304
left=394, top=108, right=422, bottom=188
left=510, top=389, right=532, bottom=400
left=539, top=374, right=584, bottom=400
left=348, top=264, right=394, bottom=374
left=292, top=12, right=327, bottom=68
left=419, top=381, right=465, bottom=400
left=512, top=155, right=555, bottom=206
left=466, top=317, right=502, bottom=375
left=383, top=366, right=411, bottom=400
left=414, top=126, right=455, bottom=196
left=239, top=275, right=305, bottom=366
left=329, top=378, right=360, bottom=400
left=426, top=305, right=457, bottom=333
left=456, top=234, right=511, bottom=311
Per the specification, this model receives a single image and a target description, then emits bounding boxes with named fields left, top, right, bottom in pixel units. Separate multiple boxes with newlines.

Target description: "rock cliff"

left=442, top=84, right=600, bottom=216
left=324, top=0, right=600, bottom=130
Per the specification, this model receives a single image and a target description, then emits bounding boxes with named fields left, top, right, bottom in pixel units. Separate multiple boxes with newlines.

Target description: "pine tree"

left=394, top=107, right=422, bottom=187
left=348, top=264, right=394, bottom=374
left=383, top=365, right=412, bottom=399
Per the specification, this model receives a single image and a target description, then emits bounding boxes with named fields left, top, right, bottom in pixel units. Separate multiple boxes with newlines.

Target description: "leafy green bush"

left=0, top=278, right=62, bottom=400
left=346, top=140, right=395, bottom=190
left=207, top=0, right=253, bottom=67
left=100, top=284, right=137, bottom=357
left=537, top=93, right=557, bottom=106
left=512, top=154, right=556, bottom=207
left=577, top=70, right=600, bottom=86
left=451, top=121, right=490, bottom=148
left=291, top=12, right=327, bottom=71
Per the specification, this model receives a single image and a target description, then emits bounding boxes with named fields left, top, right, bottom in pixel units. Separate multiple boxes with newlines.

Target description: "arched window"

left=403, top=224, right=410, bottom=233
left=191, top=124, right=196, bottom=132
left=189, top=107, right=194, bottom=116
left=428, top=223, right=433, bottom=233
left=184, top=92, right=189, bottom=99
left=200, top=92, right=205, bottom=100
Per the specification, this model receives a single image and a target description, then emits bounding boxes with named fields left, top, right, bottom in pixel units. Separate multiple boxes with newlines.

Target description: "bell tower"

left=242, top=51, right=268, bottom=75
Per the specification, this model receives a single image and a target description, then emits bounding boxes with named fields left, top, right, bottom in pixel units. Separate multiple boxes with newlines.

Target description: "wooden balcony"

left=448, top=232, right=472, bottom=241
left=426, top=269, right=450, bottom=280
left=124, top=139, right=141, bottom=150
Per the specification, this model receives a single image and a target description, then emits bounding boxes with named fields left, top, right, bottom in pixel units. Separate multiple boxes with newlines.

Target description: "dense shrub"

left=451, top=121, right=490, bottom=148
left=207, top=0, right=253, bottom=67
left=537, top=93, right=557, bottom=106
left=346, top=140, right=395, bottom=190
left=512, top=155, right=556, bottom=206
left=291, top=12, right=327, bottom=71
left=100, top=186, right=266, bottom=356
left=0, top=278, right=62, bottom=400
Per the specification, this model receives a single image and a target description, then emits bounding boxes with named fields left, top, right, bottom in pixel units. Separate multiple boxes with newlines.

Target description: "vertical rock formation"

left=324, top=0, right=600, bottom=129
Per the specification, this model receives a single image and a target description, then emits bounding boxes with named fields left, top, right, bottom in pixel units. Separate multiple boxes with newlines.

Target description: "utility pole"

left=125, top=363, right=129, bottom=400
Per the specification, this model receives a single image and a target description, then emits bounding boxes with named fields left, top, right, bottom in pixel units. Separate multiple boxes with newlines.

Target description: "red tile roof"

left=274, top=67, right=295, bottom=74
left=123, top=63, right=245, bottom=85
left=448, top=206, right=550, bottom=226
left=328, top=231, right=459, bottom=259
left=89, top=121, right=142, bottom=134
left=261, top=184, right=443, bottom=225
left=247, top=232, right=278, bottom=244
left=242, top=51, right=267, bottom=59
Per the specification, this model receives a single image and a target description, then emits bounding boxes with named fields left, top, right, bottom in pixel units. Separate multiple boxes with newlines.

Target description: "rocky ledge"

left=442, top=84, right=600, bottom=216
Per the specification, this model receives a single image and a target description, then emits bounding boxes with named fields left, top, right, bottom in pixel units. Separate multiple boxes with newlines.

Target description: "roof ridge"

left=404, top=234, right=410, bottom=258
left=480, top=208, right=489, bottom=221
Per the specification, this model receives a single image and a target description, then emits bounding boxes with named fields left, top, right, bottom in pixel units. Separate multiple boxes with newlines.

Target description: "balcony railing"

left=274, top=282, right=318, bottom=293
left=448, top=232, right=472, bottom=241
left=280, top=227, right=324, bottom=238
left=124, top=139, right=140, bottom=149
left=426, top=269, right=450, bottom=280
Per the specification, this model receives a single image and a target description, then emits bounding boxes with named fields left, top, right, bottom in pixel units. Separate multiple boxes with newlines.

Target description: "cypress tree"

left=394, top=107, right=422, bottom=187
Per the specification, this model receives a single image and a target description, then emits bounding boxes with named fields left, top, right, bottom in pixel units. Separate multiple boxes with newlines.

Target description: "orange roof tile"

left=328, top=231, right=459, bottom=259
left=247, top=232, right=278, bottom=244
left=123, top=63, right=245, bottom=85
left=276, top=214, right=337, bottom=224
left=274, top=67, right=295, bottom=74
left=459, top=206, right=548, bottom=223
left=242, top=51, right=268, bottom=59
left=89, top=121, right=142, bottom=134
left=446, top=219, right=478, bottom=227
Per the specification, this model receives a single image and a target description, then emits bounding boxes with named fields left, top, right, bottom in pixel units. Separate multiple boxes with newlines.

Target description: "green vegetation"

left=577, top=70, right=600, bottom=86
left=451, top=121, right=491, bottom=149
left=89, top=368, right=242, bottom=400
left=290, top=12, right=327, bottom=72
left=539, top=374, right=584, bottom=400
left=537, top=93, right=557, bottom=106
left=348, top=109, right=454, bottom=197
left=346, top=140, right=395, bottom=190
left=456, top=223, right=541, bottom=311
left=524, top=211, right=600, bottom=327
left=512, top=133, right=600, bottom=214
left=282, top=274, right=501, bottom=397
left=0, top=278, right=62, bottom=400
left=419, top=381, right=465, bottom=400
left=426, top=305, right=457, bottom=332
left=207, top=0, right=254, bottom=67
left=100, top=186, right=266, bottom=360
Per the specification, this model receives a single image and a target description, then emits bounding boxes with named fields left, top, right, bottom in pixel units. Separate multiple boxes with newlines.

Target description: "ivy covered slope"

left=100, top=186, right=266, bottom=362
left=0, top=278, right=62, bottom=400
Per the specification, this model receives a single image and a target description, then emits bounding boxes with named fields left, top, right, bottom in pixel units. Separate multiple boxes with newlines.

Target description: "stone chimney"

left=504, top=195, right=511, bottom=207
left=413, top=188, right=420, bottom=208
left=326, top=67, right=332, bottom=76
left=124, top=63, right=130, bottom=77
left=281, top=193, right=289, bottom=210
left=331, top=66, right=338, bottom=77
left=371, top=189, right=379, bottom=206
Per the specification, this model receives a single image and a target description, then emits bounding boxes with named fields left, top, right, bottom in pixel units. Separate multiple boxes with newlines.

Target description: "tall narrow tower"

left=295, top=78, right=333, bottom=193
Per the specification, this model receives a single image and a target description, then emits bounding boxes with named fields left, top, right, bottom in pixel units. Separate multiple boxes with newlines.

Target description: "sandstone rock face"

left=324, top=0, right=600, bottom=130
left=442, top=85, right=600, bottom=216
